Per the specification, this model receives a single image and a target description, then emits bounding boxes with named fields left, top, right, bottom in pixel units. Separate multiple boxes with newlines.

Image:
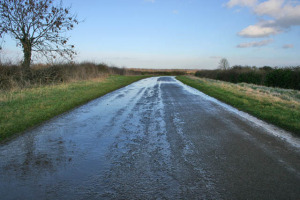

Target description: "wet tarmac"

left=0, top=76, right=299, bottom=199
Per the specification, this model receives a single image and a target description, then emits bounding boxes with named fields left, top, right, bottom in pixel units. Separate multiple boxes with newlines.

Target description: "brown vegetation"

left=129, top=68, right=197, bottom=76
left=0, top=62, right=140, bottom=90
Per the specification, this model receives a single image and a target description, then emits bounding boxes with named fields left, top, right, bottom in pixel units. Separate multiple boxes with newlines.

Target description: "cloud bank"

left=227, top=0, right=258, bottom=8
left=227, top=0, right=300, bottom=38
left=237, top=39, right=273, bottom=48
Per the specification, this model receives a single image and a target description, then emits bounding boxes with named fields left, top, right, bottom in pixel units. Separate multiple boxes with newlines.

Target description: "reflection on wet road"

left=0, top=77, right=299, bottom=199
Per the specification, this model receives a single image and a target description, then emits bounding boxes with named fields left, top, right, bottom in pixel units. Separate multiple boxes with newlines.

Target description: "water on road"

left=0, top=77, right=299, bottom=199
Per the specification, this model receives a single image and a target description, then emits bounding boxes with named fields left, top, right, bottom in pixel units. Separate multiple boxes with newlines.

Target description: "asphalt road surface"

left=0, top=77, right=299, bottom=200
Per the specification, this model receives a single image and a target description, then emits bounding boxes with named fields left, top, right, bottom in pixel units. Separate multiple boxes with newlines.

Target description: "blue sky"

left=1, top=0, right=300, bottom=69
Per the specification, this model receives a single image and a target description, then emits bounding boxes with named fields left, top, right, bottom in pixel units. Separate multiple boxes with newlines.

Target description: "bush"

left=195, top=66, right=300, bottom=90
left=265, top=68, right=300, bottom=90
left=0, top=62, right=141, bottom=90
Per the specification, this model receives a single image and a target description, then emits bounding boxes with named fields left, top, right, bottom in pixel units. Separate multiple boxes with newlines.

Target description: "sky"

left=1, top=0, right=300, bottom=69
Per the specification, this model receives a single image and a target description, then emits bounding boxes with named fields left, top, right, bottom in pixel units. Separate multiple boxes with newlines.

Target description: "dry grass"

left=192, top=77, right=300, bottom=106
left=0, top=62, right=140, bottom=91
left=128, top=68, right=197, bottom=75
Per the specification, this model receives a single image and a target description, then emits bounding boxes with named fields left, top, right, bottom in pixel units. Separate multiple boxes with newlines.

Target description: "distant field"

left=128, top=68, right=198, bottom=75
left=177, top=76, right=300, bottom=135
left=0, top=75, right=149, bottom=142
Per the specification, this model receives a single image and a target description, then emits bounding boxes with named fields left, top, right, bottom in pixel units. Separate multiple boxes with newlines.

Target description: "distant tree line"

left=195, top=66, right=300, bottom=90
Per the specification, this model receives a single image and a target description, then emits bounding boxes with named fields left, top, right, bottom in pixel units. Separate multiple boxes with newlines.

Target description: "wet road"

left=1, top=77, right=300, bottom=199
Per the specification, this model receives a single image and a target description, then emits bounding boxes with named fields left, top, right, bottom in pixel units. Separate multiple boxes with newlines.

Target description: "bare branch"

left=0, top=0, right=79, bottom=70
left=218, top=58, right=230, bottom=70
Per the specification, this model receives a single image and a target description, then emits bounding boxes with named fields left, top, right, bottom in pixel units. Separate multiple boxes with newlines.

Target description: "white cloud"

left=227, top=0, right=300, bottom=38
left=282, top=44, right=294, bottom=48
left=226, top=0, right=258, bottom=8
left=236, top=39, right=274, bottom=48
left=273, top=4, right=300, bottom=27
left=254, top=0, right=284, bottom=17
left=144, top=0, right=155, bottom=3
left=238, top=21, right=281, bottom=37
left=254, top=0, right=300, bottom=28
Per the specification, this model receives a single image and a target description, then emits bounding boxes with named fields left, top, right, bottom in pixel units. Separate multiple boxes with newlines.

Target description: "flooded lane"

left=0, top=76, right=299, bottom=199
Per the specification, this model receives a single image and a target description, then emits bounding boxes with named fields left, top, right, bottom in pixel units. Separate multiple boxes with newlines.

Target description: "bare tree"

left=218, top=58, right=230, bottom=70
left=0, top=0, right=79, bottom=78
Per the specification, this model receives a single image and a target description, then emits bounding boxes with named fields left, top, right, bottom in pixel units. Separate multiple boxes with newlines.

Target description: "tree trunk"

left=22, top=40, right=32, bottom=80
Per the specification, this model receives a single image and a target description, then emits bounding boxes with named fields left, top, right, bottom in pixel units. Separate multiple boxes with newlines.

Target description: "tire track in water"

left=161, top=80, right=222, bottom=199
left=100, top=78, right=180, bottom=199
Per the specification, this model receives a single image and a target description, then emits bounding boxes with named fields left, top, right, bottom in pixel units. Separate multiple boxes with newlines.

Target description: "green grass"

left=176, top=76, right=300, bottom=135
left=0, top=75, right=149, bottom=142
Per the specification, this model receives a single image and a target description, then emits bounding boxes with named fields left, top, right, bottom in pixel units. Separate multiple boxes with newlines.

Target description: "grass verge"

left=0, top=75, right=149, bottom=142
left=176, top=76, right=300, bottom=135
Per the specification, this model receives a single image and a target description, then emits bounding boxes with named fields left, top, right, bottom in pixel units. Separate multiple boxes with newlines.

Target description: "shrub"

left=195, top=66, right=300, bottom=90
left=0, top=62, right=141, bottom=90
left=265, top=68, right=300, bottom=90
